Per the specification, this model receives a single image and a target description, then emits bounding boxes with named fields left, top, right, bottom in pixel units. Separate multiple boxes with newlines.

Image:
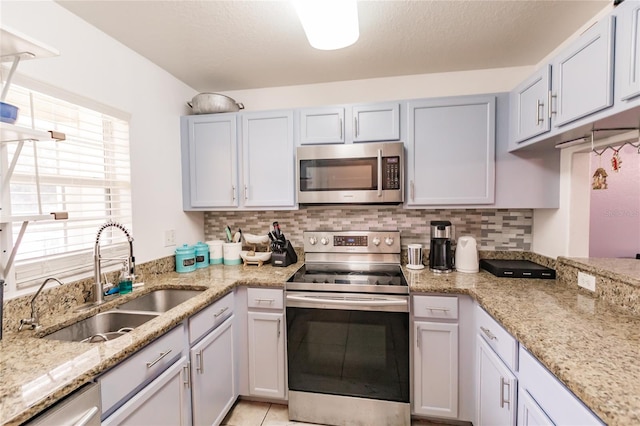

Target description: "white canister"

left=407, top=244, right=425, bottom=270
left=223, top=242, right=242, bottom=265
left=455, top=236, right=479, bottom=273
left=207, top=240, right=224, bottom=265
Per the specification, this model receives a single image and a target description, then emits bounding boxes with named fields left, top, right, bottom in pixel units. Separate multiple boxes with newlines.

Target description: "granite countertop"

left=2, top=261, right=639, bottom=425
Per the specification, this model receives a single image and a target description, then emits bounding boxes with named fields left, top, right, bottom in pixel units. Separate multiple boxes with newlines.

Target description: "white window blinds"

left=3, top=84, right=132, bottom=290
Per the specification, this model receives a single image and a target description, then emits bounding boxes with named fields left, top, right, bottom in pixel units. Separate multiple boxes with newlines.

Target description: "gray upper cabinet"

left=407, top=95, right=496, bottom=206
left=299, top=107, right=345, bottom=144
left=616, top=0, right=640, bottom=102
left=241, top=110, right=296, bottom=208
left=510, top=65, right=551, bottom=144
left=551, top=15, right=615, bottom=127
left=181, top=114, right=238, bottom=210
left=352, top=102, right=400, bottom=142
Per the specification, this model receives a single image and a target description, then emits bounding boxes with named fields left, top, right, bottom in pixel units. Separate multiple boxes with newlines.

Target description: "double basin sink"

left=43, top=289, right=204, bottom=343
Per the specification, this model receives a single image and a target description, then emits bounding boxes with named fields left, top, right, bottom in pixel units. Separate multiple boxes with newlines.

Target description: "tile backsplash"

left=205, top=207, right=532, bottom=250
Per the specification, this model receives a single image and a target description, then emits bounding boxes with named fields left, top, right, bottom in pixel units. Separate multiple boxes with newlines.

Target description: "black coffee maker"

left=429, top=220, right=454, bottom=273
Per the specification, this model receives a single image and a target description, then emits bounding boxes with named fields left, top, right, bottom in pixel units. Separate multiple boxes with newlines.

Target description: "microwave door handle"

left=377, top=149, right=383, bottom=197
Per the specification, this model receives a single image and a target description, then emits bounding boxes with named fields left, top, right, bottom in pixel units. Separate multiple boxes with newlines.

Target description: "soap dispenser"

left=118, top=261, right=133, bottom=294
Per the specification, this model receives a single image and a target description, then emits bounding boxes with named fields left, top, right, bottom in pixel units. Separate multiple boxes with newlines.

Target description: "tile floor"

left=221, top=399, right=454, bottom=426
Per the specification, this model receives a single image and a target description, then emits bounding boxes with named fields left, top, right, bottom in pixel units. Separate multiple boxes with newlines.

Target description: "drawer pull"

left=277, top=318, right=281, bottom=338
left=255, top=298, right=275, bottom=304
left=480, top=326, right=497, bottom=341
left=214, top=306, right=229, bottom=318
left=183, top=364, right=190, bottom=387
left=500, top=377, right=511, bottom=408
left=146, top=349, right=172, bottom=368
left=425, top=306, right=450, bottom=312
left=196, top=349, right=204, bottom=373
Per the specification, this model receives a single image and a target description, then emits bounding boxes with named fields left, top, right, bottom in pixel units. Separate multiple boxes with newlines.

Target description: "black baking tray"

left=480, top=259, right=556, bottom=279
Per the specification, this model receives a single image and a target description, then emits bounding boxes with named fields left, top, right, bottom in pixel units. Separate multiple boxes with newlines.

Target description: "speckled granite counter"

left=2, top=259, right=639, bottom=425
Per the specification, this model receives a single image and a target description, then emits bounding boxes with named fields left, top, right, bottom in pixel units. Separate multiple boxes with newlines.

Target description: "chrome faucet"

left=93, top=221, right=135, bottom=305
left=19, top=277, right=64, bottom=330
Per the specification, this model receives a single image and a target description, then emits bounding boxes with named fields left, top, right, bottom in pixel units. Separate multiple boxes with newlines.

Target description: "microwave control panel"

left=383, top=157, right=401, bottom=190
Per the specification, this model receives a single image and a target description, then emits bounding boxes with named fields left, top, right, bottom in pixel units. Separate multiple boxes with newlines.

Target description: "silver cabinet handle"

left=73, top=406, right=99, bottom=426
left=425, top=306, right=450, bottom=312
left=277, top=318, right=281, bottom=338
left=232, top=185, right=236, bottom=202
left=339, top=118, right=343, bottom=139
left=354, top=117, right=359, bottom=137
left=480, top=326, right=497, bottom=341
left=500, top=377, right=511, bottom=408
left=195, top=349, right=204, bottom=373
left=146, top=349, right=172, bottom=368
left=410, top=180, right=415, bottom=201
left=536, top=99, right=544, bottom=124
left=255, top=298, right=275, bottom=304
left=377, top=149, right=383, bottom=197
left=548, top=91, right=557, bottom=118
left=416, top=326, right=421, bottom=348
left=183, top=364, right=190, bottom=388
left=214, top=306, right=229, bottom=318
left=244, top=185, right=248, bottom=200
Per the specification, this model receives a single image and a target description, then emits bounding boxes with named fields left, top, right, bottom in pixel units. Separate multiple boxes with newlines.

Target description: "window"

left=1, top=84, right=132, bottom=291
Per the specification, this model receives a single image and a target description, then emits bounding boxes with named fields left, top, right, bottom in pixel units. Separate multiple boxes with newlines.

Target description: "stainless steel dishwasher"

left=23, top=383, right=101, bottom=426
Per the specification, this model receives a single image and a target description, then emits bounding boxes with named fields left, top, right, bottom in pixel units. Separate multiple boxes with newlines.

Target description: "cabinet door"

left=353, top=103, right=400, bottom=142
left=517, top=390, right=554, bottom=426
left=299, top=107, right=345, bottom=144
left=552, top=16, right=615, bottom=127
left=103, top=357, right=191, bottom=426
left=617, top=0, right=640, bottom=101
left=247, top=311, right=285, bottom=398
left=510, top=65, right=551, bottom=144
left=191, top=315, right=236, bottom=426
left=407, top=96, right=495, bottom=205
left=476, top=337, right=517, bottom=426
left=182, top=114, right=238, bottom=208
left=242, top=111, right=296, bottom=207
left=413, top=321, right=458, bottom=419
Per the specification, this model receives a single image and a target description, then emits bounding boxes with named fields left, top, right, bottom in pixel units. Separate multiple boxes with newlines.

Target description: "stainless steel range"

left=286, top=230, right=410, bottom=426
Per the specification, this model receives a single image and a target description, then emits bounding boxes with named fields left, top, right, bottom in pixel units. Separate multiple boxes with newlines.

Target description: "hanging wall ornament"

left=592, top=167, right=608, bottom=190
left=611, top=148, right=622, bottom=172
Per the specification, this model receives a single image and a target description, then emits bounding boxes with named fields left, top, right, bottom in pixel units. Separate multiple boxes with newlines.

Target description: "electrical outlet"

left=164, top=229, right=176, bottom=247
left=578, top=271, right=596, bottom=292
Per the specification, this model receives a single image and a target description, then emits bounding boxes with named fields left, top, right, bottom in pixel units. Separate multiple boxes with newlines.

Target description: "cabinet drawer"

left=189, top=292, right=234, bottom=344
left=476, top=305, right=517, bottom=371
left=247, top=288, right=283, bottom=310
left=519, top=347, right=603, bottom=425
left=413, top=295, right=458, bottom=320
left=99, top=324, right=185, bottom=416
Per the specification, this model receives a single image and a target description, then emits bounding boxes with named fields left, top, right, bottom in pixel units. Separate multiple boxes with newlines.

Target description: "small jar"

left=175, top=244, right=196, bottom=273
left=194, top=241, right=210, bottom=269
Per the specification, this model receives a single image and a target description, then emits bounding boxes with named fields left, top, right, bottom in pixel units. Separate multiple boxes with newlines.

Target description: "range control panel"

left=303, top=230, right=401, bottom=254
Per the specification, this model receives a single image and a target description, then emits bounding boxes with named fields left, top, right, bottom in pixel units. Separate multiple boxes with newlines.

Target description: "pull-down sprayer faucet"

left=93, top=221, right=135, bottom=304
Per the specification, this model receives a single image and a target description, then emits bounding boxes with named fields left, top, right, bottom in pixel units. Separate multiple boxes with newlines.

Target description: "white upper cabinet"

left=352, top=102, right=400, bottom=142
left=241, top=110, right=296, bottom=208
left=551, top=15, right=615, bottom=127
left=407, top=95, right=496, bottom=206
left=299, top=107, right=345, bottom=144
left=181, top=114, right=238, bottom=209
left=616, top=0, right=640, bottom=101
left=510, top=65, right=552, bottom=144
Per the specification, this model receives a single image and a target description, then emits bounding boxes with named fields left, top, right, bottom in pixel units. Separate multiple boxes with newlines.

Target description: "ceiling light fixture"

left=292, top=0, right=360, bottom=50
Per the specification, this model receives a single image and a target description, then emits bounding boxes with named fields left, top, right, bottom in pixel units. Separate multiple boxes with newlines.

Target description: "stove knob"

left=384, top=237, right=394, bottom=246
left=320, top=237, right=329, bottom=245
left=372, top=237, right=381, bottom=246
left=308, top=236, right=318, bottom=245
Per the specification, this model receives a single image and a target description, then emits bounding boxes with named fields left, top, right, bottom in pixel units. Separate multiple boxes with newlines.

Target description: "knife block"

left=272, top=240, right=297, bottom=267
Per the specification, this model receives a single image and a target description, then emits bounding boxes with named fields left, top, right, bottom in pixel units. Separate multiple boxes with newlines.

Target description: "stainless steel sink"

left=43, top=310, right=160, bottom=343
left=115, top=289, right=204, bottom=313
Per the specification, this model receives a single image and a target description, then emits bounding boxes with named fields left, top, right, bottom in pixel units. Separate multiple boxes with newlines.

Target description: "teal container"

left=175, top=244, right=196, bottom=273
left=194, top=241, right=210, bottom=269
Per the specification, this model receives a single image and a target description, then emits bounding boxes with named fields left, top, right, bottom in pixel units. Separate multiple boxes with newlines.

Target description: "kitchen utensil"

left=233, top=232, right=241, bottom=243
left=407, top=244, right=424, bottom=270
left=225, top=226, right=233, bottom=243
left=455, top=236, right=479, bottom=273
left=429, top=220, right=454, bottom=273
left=187, top=93, right=244, bottom=114
left=0, top=101, right=19, bottom=124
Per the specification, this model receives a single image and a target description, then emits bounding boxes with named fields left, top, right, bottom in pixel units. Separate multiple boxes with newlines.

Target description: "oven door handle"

left=286, top=294, right=407, bottom=307
left=377, top=149, right=383, bottom=197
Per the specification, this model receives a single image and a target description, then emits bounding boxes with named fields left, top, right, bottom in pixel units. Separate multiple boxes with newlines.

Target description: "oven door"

left=286, top=292, right=409, bottom=403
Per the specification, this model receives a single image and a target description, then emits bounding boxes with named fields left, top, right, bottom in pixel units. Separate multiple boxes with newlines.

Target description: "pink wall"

left=589, top=143, right=640, bottom=258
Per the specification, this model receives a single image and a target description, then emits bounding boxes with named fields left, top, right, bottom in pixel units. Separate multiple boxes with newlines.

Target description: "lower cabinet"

left=247, top=310, right=286, bottom=398
left=476, top=336, right=517, bottom=426
left=103, top=356, right=191, bottom=426
left=517, top=389, right=553, bottom=426
left=190, top=315, right=235, bottom=426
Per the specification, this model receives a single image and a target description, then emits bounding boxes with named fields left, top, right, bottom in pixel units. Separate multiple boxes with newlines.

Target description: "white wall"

left=1, top=0, right=203, bottom=267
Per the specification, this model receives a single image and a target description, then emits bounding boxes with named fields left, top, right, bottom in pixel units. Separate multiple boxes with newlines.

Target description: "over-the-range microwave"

left=296, top=141, right=404, bottom=205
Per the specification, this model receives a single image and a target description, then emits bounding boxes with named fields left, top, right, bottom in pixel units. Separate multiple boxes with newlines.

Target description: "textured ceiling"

left=56, top=0, right=611, bottom=92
